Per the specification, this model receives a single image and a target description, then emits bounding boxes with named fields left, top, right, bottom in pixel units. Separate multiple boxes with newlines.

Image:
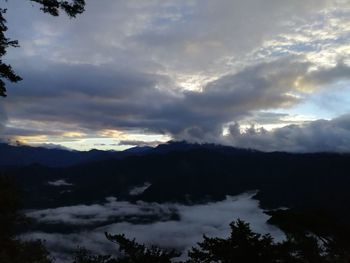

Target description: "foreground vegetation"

left=73, top=218, right=350, bottom=263
left=0, top=176, right=52, bottom=263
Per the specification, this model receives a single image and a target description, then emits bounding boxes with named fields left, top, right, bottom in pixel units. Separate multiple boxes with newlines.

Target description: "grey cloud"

left=242, top=112, right=290, bottom=125
left=5, top=0, right=340, bottom=75
left=175, top=59, right=350, bottom=141
left=3, top=126, right=63, bottom=137
left=118, top=140, right=163, bottom=147
left=172, top=58, right=311, bottom=140
left=48, top=179, right=74, bottom=187
left=186, top=58, right=309, bottom=111
left=225, top=114, right=350, bottom=152
left=127, top=0, right=334, bottom=73
left=4, top=57, right=350, bottom=144
left=7, top=64, right=167, bottom=99
left=26, top=196, right=177, bottom=226
left=129, top=183, right=152, bottom=196
left=0, top=104, right=7, bottom=133
left=306, top=61, right=350, bottom=87
left=4, top=62, right=178, bottom=132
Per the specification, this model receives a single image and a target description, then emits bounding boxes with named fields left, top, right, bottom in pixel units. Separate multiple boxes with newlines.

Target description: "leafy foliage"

left=73, top=248, right=115, bottom=263
left=187, top=219, right=282, bottom=263
left=0, top=175, right=23, bottom=240
left=0, top=0, right=85, bottom=97
left=0, top=9, right=22, bottom=97
left=30, top=0, right=86, bottom=18
left=267, top=209, right=350, bottom=262
left=106, top=233, right=181, bottom=263
left=187, top=219, right=350, bottom=263
left=73, top=233, right=180, bottom=263
left=0, top=239, right=52, bottom=263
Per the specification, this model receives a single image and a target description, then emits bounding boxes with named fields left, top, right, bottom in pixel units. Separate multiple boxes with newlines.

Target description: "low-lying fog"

left=21, top=192, right=284, bottom=263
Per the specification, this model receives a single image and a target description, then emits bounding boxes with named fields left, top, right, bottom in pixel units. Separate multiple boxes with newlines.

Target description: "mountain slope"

left=2, top=142, right=350, bottom=224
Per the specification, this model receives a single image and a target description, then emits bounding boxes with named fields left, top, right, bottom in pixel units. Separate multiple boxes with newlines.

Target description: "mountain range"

left=1, top=141, right=350, bottom=232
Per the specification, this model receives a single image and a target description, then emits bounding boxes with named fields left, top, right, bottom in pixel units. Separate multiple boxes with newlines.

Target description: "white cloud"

left=26, top=197, right=177, bottom=226
left=225, top=114, right=350, bottom=152
left=22, top=193, right=284, bottom=263
left=48, top=179, right=74, bottom=187
left=129, top=183, right=152, bottom=196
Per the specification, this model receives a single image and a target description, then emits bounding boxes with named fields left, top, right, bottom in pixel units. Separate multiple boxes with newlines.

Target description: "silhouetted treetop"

left=0, top=9, right=22, bottom=97
left=0, top=0, right=86, bottom=97
left=71, top=219, right=350, bottom=263
left=30, top=0, right=86, bottom=18
left=106, top=233, right=181, bottom=263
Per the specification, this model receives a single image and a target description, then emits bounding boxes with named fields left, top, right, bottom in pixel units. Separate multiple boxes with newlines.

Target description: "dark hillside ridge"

left=0, top=141, right=254, bottom=167
left=0, top=143, right=156, bottom=167
left=2, top=141, right=350, bottom=227
left=0, top=143, right=116, bottom=167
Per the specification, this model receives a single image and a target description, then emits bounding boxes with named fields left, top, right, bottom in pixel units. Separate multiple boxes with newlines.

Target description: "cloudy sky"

left=2, top=0, right=350, bottom=151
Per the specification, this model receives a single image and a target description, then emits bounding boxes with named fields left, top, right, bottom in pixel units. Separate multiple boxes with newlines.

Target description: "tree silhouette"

left=30, top=0, right=85, bottom=17
left=73, top=248, right=115, bottom=263
left=187, top=219, right=285, bottom=263
left=0, top=0, right=85, bottom=97
left=187, top=219, right=350, bottom=263
left=0, top=175, right=53, bottom=263
left=105, top=233, right=181, bottom=263
left=72, top=219, right=350, bottom=263
left=73, top=233, right=180, bottom=263
left=0, top=9, right=21, bottom=97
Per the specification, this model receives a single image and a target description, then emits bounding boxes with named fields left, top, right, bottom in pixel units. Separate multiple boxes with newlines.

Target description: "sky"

left=2, top=0, right=350, bottom=152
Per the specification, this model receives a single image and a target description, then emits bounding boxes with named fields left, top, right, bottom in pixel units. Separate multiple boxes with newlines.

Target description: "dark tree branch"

left=0, top=8, right=22, bottom=97
left=0, top=1, right=85, bottom=97
left=30, top=0, right=85, bottom=18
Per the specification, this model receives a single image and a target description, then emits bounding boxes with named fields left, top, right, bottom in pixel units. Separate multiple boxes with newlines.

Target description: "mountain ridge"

left=0, top=141, right=260, bottom=167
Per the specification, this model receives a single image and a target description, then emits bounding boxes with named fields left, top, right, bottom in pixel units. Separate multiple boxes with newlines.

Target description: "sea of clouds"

left=22, top=192, right=284, bottom=263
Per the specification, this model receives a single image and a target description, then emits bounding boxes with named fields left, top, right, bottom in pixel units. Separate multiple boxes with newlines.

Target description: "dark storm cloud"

left=4, top=57, right=350, bottom=144
left=226, top=114, right=350, bottom=152
left=7, top=63, right=165, bottom=99
left=306, top=61, right=350, bottom=87
left=3, top=126, right=62, bottom=137
left=5, top=57, right=303, bottom=133
left=4, top=62, right=179, bottom=132
left=176, top=58, right=310, bottom=138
